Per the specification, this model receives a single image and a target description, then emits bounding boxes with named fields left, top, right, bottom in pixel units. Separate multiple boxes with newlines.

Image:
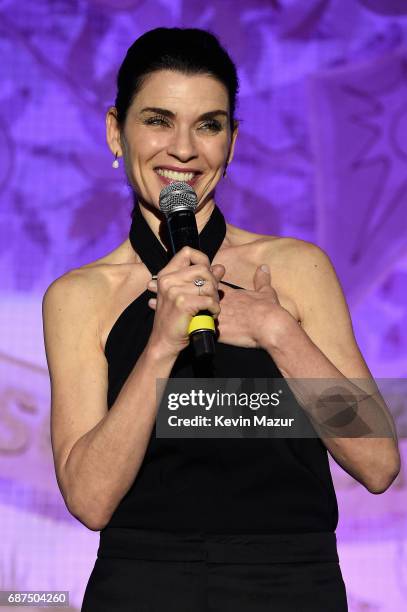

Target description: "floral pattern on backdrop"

left=0, top=1, right=406, bottom=609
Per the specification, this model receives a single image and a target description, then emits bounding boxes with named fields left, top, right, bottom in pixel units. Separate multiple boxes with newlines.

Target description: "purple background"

left=0, top=1, right=406, bottom=610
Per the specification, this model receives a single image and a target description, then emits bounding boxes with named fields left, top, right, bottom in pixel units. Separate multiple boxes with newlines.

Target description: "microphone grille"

left=159, top=181, right=198, bottom=216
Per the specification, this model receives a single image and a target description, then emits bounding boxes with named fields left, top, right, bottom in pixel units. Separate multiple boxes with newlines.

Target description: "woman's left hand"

left=216, top=264, right=296, bottom=349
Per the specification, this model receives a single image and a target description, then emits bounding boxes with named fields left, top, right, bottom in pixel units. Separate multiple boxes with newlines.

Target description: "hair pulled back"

left=114, top=27, right=239, bottom=132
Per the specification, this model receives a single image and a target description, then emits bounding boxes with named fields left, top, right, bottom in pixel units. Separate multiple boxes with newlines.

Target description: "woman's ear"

left=227, top=120, right=239, bottom=165
left=106, top=106, right=123, bottom=157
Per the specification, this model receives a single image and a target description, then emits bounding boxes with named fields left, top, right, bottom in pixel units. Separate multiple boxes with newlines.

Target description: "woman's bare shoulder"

left=43, top=240, right=153, bottom=354
left=223, top=222, right=315, bottom=263
left=42, top=240, right=142, bottom=326
left=45, top=239, right=138, bottom=293
left=220, top=224, right=322, bottom=318
left=42, top=268, right=111, bottom=350
left=254, top=233, right=326, bottom=286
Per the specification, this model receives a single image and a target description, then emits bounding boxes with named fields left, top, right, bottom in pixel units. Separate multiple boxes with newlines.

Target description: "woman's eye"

left=199, top=120, right=222, bottom=132
left=144, top=116, right=170, bottom=126
left=143, top=117, right=222, bottom=132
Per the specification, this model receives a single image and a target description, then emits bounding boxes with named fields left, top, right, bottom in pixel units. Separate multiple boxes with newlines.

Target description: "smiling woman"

left=41, top=26, right=399, bottom=612
left=107, top=69, right=236, bottom=210
left=108, top=66, right=237, bottom=231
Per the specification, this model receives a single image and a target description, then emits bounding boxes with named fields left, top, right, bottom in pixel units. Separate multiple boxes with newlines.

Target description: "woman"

left=42, top=27, right=400, bottom=611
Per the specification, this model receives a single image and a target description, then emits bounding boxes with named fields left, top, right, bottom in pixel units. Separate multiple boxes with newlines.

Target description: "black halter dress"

left=81, top=203, right=348, bottom=612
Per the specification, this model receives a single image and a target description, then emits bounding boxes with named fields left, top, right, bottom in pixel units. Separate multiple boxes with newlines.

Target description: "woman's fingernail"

left=261, top=264, right=269, bottom=273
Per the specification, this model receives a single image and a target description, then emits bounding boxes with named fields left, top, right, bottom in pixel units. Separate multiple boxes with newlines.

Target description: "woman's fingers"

left=146, top=263, right=221, bottom=294
left=180, top=295, right=221, bottom=317
left=148, top=294, right=220, bottom=317
left=146, top=250, right=225, bottom=359
left=161, top=245, right=211, bottom=275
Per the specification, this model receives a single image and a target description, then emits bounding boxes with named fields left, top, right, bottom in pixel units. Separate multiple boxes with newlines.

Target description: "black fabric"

left=82, top=202, right=348, bottom=610
left=102, top=202, right=339, bottom=536
left=82, top=555, right=348, bottom=612
left=128, top=199, right=227, bottom=276
left=97, top=528, right=339, bottom=564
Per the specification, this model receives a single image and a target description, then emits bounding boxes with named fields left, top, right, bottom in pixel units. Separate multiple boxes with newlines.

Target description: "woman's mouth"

left=155, top=168, right=200, bottom=186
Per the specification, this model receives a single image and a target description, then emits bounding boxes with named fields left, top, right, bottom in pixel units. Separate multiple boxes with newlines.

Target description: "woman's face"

left=108, top=69, right=238, bottom=211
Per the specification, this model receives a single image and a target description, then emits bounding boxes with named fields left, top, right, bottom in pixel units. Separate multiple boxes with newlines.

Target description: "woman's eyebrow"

left=140, top=107, right=228, bottom=120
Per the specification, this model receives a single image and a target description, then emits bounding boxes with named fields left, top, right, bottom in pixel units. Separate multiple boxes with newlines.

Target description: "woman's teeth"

left=156, top=169, right=196, bottom=181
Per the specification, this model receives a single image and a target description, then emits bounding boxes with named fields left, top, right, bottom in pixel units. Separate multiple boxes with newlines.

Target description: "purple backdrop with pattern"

left=0, top=1, right=406, bottom=610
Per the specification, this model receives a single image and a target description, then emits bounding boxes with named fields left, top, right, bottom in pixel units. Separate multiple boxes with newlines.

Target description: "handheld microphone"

left=159, top=181, right=216, bottom=359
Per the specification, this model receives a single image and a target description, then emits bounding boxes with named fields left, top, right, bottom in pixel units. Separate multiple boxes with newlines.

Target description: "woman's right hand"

left=145, top=246, right=226, bottom=360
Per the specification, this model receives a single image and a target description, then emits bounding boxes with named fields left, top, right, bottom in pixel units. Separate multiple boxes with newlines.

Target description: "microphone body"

left=166, top=208, right=200, bottom=252
left=159, top=182, right=216, bottom=359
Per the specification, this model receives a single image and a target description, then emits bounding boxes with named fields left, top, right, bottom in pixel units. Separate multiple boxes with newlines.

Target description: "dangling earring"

left=112, top=152, right=120, bottom=169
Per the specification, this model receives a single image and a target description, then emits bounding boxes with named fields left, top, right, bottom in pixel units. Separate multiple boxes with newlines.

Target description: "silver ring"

left=194, top=278, right=206, bottom=295
left=193, top=278, right=206, bottom=287
left=151, top=274, right=158, bottom=281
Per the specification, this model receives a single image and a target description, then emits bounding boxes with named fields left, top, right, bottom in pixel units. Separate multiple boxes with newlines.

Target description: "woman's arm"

left=261, top=242, right=400, bottom=494
left=43, top=273, right=177, bottom=532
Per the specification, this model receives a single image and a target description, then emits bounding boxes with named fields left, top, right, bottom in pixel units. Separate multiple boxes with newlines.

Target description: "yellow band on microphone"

left=188, top=314, right=215, bottom=335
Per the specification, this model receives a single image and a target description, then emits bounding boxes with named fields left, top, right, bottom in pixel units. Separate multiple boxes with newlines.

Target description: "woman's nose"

left=167, top=127, right=198, bottom=161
